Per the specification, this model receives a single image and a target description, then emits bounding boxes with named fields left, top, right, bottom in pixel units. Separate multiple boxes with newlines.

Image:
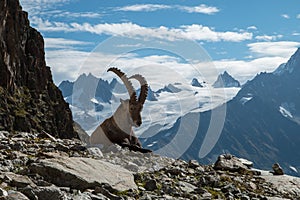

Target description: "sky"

left=19, top=0, right=300, bottom=87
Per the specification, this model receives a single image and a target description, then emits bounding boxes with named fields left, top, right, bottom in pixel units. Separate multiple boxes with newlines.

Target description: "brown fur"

left=100, top=116, right=142, bottom=148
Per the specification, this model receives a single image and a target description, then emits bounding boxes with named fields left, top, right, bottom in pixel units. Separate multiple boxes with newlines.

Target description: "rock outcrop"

left=0, top=0, right=77, bottom=139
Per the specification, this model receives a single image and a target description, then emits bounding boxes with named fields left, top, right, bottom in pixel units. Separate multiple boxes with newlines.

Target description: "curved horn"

left=107, top=67, right=137, bottom=102
left=129, top=74, right=148, bottom=104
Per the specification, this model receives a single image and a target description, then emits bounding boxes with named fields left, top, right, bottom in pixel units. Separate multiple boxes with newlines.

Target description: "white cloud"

left=213, top=56, right=288, bottom=84
left=117, top=4, right=171, bottom=12
left=46, top=49, right=90, bottom=84
left=281, top=14, right=290, bottom=19
left=54, top=11, right=102, bottom=19
left=180, top=24, right=252, bottom=42
left=179, top=4, right=219, bottom=14
left=248, top=41, right=300, bottom=57
left=247, top=26, right=258, bottom=30
left=45, top=38, right=299, bottom=88
left=31, top=18, right=252, bottom=42
left=117, top=4, right=219, bottom=14
left=297, top=14, right=300, bottom=19
left=20, top=0, right=70, bottom=15
left=47, top=50, right=204, bottom=87
left=44, top=38, right=93, bottom=49
left=212, top=42, right=300, bottom=84
left=255, top=34, right=283, bottom=41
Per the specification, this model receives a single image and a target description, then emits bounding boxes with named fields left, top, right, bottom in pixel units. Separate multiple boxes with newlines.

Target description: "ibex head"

left=108, top=67, right=148, bottom=127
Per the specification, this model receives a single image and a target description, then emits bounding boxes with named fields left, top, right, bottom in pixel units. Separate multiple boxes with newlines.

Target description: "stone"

left=3, top=172, right=36, bottom=188
left=87, top=147, right=103, bottom=159
left=0, top=188, right=8, bottom=197
left=29, top=156, right=137, bottom=192
left=37, top=131, right=57, bottom=142
left=261, top=173, right=300, bottom=197
left=72, top=192, right=92, bottom=200
left=188, top=160, right=200, bottom=169
left=0, top=131, right=9, bottom=139
left=144, top=179, right=158, bottom=191
left=73, top=192, right=110, bottom=200
left=124, top=162, right=139, bottom=172
left=272, top=163, right=284, bottom=175
left=214, top=154, right=249, bottom=172
left=3, top=190, right=30, bottom=200
left=177, top=181, right=196, bottom=193
left=32, top=186, right=66, bottom=200
left=94, top=187, right=123, bottom=200
left=201, top=192, right=212, bottom=199
left=241, top=195, right=251, bottom=200
left=19, top=186, right=38, bottom=200
left=238, top=158, right=253, bottom=168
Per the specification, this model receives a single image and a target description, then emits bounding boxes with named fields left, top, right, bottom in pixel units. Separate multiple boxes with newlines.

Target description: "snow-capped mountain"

left=156, top=84, right=182, bottom=94
left=191, top=78, right=203, bottom=87
left=142, top=48, right=300, bottom=176
left=213, top=71, right=241, bottom=88
left=59, top=73, right=240, bottom=135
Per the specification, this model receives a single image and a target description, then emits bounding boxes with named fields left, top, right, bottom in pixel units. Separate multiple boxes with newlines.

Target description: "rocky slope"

left=0, top=130, right=299, bottom=199
left=0, top=0, right=77, bottom=139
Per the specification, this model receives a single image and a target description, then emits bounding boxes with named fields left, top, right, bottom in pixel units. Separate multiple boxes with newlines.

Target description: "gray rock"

left=72, top=192, right=110, bottom=200
left=72, top=192, right=92, bottom=200
left=177, top=181, right=196, bottom=193
left=214, top=154, right=249, bottom=172
left=241, top=195, right=250, bottom=200
left=89, top=193, right=110, bottom=200
left=124, top=162, right=139, bottom=172
left=261, top=173, right=300, bottom=197
left=30, top=156, right=137, bottom=192
left=32, top=185, right=66, bottom=200
left=238, top=158, right=253, bottom=168
left=272, top=163, right=284, bottom=175
left=0, top=188, right=8, bottom=197
left=0, top=131, right=9, bottom=139
left=5, top=190, right=30, bottom=200
left=2, top=172, right=36, bottom=188
left=144, top=179, right=158, bottom=191
left=188, top=160, right=200, bottom=169
left=19, top=186, right=38, bottom=200
left=87, top=147, right=103, bottom=159
left=201, top=192, right=212, bottom=200
left=94, top=187, right=123, bottom=200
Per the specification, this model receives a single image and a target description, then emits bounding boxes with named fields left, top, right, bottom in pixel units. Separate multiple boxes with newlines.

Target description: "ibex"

left=90, top=67, right=151, bottom=153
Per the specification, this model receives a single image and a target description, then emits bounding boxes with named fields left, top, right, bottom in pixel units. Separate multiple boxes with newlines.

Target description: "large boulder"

left=213, top=154, right=252, bottom=172
left=29, top=156, right=137, bottom=192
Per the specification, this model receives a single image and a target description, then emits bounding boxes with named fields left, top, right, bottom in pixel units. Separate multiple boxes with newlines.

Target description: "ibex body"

left=90, top=67, right=150, bottom=152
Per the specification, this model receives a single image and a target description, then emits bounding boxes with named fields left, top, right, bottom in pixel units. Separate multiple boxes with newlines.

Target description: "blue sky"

left=20, top=0, right=300, bottom=86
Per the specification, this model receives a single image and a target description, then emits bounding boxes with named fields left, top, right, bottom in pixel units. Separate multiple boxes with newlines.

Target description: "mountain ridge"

left=143, top=48, right=300, bottom=176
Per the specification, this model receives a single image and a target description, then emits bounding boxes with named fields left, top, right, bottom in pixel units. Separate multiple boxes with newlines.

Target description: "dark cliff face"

left=0, top=0, right=78, bottom=139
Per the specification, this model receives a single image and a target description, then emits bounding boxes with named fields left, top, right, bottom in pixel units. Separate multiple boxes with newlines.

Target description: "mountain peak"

left=273, top=48, right=300, bottom=76
left=213, top=71, right=240, bottom=88
left=191, top=78, right=203, bottom=87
